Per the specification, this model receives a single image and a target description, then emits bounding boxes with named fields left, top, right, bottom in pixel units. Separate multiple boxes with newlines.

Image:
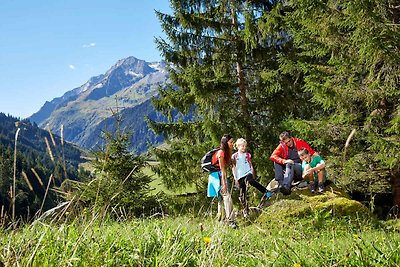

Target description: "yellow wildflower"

left=203, top=237, right=212, bottom=245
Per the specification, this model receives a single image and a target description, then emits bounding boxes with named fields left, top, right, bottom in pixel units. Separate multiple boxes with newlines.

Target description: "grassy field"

left=1, top=187, right=400, bottom=266
left=1, top=213, right=399, bottom=266
left=79, top=159, right=197, bottom=196
left=145, top=162, right=198, bottom=196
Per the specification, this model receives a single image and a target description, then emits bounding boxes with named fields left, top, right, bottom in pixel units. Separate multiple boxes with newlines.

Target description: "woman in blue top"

left=207, top=134, right=237, bottom=228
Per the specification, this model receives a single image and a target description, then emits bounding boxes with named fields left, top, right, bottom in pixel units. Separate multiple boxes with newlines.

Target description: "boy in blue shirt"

left=298, top=148, right=326, bottom=193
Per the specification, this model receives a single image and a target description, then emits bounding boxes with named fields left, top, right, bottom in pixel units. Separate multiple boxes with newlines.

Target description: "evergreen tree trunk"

left=391, top=169, right=400, bottom=212
left=388, top=0, right=400, bottom=212
left=389, top=0, right=399, bottom=23
left=231, top=0, right=251, bottom=141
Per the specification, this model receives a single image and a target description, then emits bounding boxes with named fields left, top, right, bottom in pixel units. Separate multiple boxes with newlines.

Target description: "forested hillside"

left=150, top=0, right=400, bottom=208
left=0, top=113, right=87, bottom=220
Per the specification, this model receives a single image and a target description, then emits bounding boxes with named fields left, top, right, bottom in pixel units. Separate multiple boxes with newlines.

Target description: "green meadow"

left=2, top=186, right=400, bottom=267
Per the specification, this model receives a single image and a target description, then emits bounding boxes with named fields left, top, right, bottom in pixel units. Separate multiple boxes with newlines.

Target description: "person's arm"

left=231, top=155, right=239, bottom=188
left=219, top=155, right=228, bottom=194
left=305, top=159, right=325, bottom=176
left=311, top=160, right=325, bottom=172
left=302, top=163, right=311, bottom=178
left=248, top=153, right=256, bottom=178
left=269, top=145, right=286, bottom=165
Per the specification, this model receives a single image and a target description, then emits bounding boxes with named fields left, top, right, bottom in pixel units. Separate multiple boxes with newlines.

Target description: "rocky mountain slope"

left=30, top=56, right=168, bottom=153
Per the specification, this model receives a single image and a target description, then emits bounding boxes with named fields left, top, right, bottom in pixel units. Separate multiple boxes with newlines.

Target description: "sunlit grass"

left=145, top=162, right=198, bottom=196
left=1, top=182, right=400, bottom=266
left=1, top=213, right=400, bottom=266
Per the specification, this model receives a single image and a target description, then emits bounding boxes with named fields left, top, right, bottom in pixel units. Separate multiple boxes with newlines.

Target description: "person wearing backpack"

left=270, top=131, right=318, bottom=195
left=232, top=138, right=270, bottom=218
left=207, top=134, right=237, bottom=229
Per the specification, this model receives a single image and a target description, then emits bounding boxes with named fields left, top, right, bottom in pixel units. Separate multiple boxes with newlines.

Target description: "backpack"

left=232, top=151, right=251, bottom=165
left=201, top=148, right=221, bottom=172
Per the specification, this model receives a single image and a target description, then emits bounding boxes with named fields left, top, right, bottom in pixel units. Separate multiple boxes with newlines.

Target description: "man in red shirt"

left=270, top=131, right=317, bottom=195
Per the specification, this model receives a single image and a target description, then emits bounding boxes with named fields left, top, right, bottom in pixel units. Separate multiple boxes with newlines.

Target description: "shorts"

left=207, top=172, right=230, bottom=197
left=207, top=171, right=221, bottom=197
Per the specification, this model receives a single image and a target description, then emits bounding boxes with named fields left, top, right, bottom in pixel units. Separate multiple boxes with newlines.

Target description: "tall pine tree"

left=150, top=0, right=306, bottom=191
left=264, top=0, right=400, bottom=207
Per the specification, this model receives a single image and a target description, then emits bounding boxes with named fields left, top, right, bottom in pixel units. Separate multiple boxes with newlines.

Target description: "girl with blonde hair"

left=232, top=138, right=269, bottom=218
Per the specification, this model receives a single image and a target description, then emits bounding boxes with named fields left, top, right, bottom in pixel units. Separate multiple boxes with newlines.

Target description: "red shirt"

left=212, top=150, right=225, bottom=168
left=270, top=137, right=316, bottom=165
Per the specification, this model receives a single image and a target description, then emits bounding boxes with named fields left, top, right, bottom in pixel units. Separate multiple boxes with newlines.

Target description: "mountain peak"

left=115, top=56, right=141, bottom=66
left=106, top=56, right=155, bottom=77
left=29, top=55, right=169, bottom=153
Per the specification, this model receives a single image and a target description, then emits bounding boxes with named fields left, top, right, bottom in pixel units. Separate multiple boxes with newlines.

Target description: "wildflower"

left=203, top=236, right=212, bottom=245
left=293, top=263, right=301, bottom=267
left=353, top=234, right=360, bottom=239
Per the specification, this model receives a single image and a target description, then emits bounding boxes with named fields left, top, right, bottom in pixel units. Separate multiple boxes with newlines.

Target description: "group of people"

left=207, top=132, right=326, bottom=229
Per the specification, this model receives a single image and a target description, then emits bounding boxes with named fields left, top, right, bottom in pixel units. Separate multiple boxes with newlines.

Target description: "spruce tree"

left=150, top=0, right=306, bottom=191
left=79, top=112, right=152, bottom=216
left=265, top=0, right=400, bottom=206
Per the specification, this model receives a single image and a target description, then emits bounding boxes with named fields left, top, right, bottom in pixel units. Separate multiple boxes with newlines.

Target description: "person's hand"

left=285, top=159, right=294, bottom=165
left=220, top=184, right=227, bottom=194
left=235, top=180, right=239, bottom=188
left=304, top=168, right=313, bottom=176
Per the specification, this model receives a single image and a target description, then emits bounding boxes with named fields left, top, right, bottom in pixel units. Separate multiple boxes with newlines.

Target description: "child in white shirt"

left=232, top=138, right=269, bottom=217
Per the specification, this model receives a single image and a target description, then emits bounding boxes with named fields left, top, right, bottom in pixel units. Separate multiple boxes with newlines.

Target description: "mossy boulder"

left=254, top=182, right=371, bottom=226
left=384, top=219, right=400, bottom=231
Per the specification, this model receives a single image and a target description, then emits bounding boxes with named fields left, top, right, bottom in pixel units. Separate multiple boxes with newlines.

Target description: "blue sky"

left=0, top=0, right=171, bottom=119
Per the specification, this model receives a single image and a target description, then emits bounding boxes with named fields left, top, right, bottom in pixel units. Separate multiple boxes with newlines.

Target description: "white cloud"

left=69, top=64, right=75, bottom=70
left=83, top=42, right=96, bottom=48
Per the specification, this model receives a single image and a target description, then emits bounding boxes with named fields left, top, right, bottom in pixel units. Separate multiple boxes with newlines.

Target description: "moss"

left=255, top=183, right=371, bottom=226
left=384, top=219, right=400, bottom=231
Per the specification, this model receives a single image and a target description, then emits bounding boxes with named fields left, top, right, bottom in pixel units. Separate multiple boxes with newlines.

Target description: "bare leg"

left=317, top=169, right=325, bottom=184
left=221, top=192, right=235, bottom=223
left=217, top=199, right=223, bottom=221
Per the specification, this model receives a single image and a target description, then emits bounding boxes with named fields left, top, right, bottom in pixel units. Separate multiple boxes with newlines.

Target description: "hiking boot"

left=291, top=180, right=300, bottom=187
left=297, top=181, right=308, bottom=189
left=309, top=182, right=315, bottom=193
left=228, top=222, right=238, bottom=229
left=318, top=183, right=325, bottom=193
left=280, top=186, right=291, bottom=196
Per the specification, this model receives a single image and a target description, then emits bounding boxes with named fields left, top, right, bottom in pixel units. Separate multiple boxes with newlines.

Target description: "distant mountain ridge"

left=30, top=56, right=169, bottom=153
